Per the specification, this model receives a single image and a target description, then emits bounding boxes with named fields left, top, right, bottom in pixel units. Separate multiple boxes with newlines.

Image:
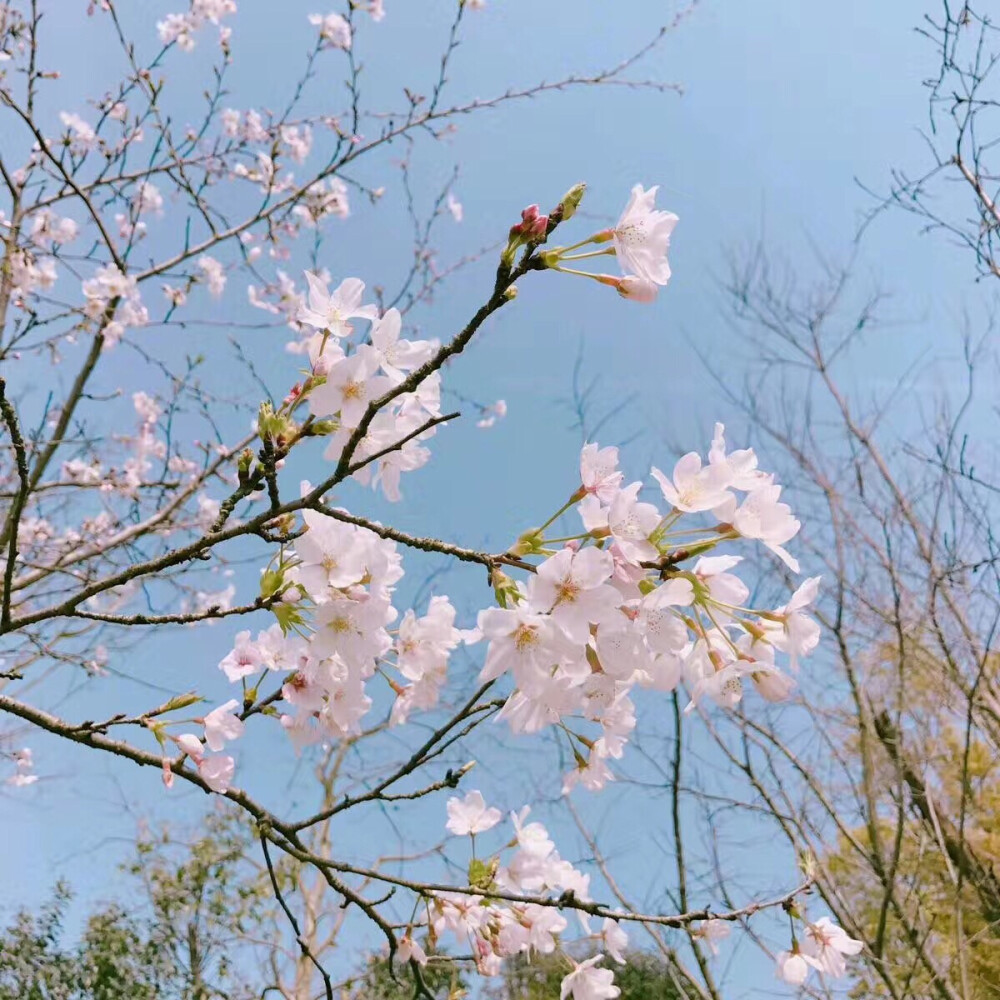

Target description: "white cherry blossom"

left=800, top=916, right=863, bottom=977
left=202, top=699, right=245, bottom=751
left=560, top=955, right=620, bottom=1000
left=297, top=273, right=377, bottom=337
left=611, top=183, right=678, bottom=286
left=445, top=790, right=502, bottom=836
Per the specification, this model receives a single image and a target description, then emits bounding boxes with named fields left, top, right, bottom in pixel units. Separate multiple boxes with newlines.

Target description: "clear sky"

left=1, top=1, right=993, bottom=995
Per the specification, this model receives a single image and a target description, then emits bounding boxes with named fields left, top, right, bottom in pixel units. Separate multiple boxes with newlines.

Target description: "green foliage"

left=0, top=811, right=265, bottom=1000
left=0, top=883, right=170, bottom=1000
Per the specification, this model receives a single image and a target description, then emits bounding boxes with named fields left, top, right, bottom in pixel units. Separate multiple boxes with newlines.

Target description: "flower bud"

left=558, top=182, right=587, bottom=221
left=509, top=527, right=545, bottom=557
left=490, top=568, right=521, bottom=609
left=503, top=285, right=518, bottom=301
left=528, top=214, right=549, bottom=239
left=237, top=448, right=254, bottom=485
left=308, top=418, right=339, bottom=436
left=312, top=354, right=333, bottom=377
left=154, top=692, right=203, bottom=715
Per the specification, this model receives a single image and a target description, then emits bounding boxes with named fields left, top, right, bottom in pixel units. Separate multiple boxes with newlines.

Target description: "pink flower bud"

left=520, top=204, right=540, bottom=223
left=528, top=215, right=549, bottom=238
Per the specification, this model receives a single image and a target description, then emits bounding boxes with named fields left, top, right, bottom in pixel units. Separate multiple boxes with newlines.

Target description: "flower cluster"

left=296, top=274, right=442, bottom=501
left=158, top=0, right=237, bottom=52
left=472, top=428, right=820, bottom=793
left=389, top=595, right=462, bottom=725
left=309, top=12, right=352, bottom=50
left=407, top=790, right=623, bottom=999
left=775, top=916, right=863, bottom=985
left=211, top=506, right=466, bottom=773
left=542, top=184, right=678, bottom=304
left=167, top=698, right=245, bottom=793
left=81, top=264, right=149, bottom=349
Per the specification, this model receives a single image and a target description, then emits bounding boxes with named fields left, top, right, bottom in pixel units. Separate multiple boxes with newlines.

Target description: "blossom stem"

left=538, top=496, right=580, bottom=532
left=549, top=264, right=609, bottom=282
left=558, top=248, right=616, bottom=262
left=555, top=234, right=605, bottom=255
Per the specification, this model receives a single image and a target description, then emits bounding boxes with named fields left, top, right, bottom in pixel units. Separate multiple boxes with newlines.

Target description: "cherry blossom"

left=715, top=482, right=802, bottom=571
left=528, top=547, right=619, bottom=643
left=309, top=12, right=352, bottom=49
left=476, top=603, right=579, bottom=690
left=614, top=274, right=658, bottom=302
left=293, top=509, right=368, bottom=594
left=560, top=955, right=620, bottom=1000
left=198, top=754, right=235, bottom=794
left=651, top=451, right=732, bottom=514
left=605, top=482, right=660, bottom=564
left=174, top=733, right=235, bottom=793
left=775, top=950, right=812, bottom=985
left=445, top=790, right=502, bottom=836
left=5, top=748, right=38, bottom=787
left=158, top=0, right=235, bottom=51
left=30, top=210, right=78, bottom=247
left=202, top=699, right=245, bottom=751
left=218, top=629, right=265, bottom=681
left=602, top=919, right=628, bottom=964
left=708, top=422, right=769, bottom=491
left=610, top=184, right=678, bottom=286
left=297, top=273, right=377, bottom=337
left=800, top=916, right=864, bottom=977
left=197, top=255, right=226, bottom=297
left=59, top=111, right=97, bottom=153
left=761, top=575, right=821, bottom=669
left=309, top=349, right=393, bottom=425
left=695, top=918, right=731, bottom=956
left=580, top=443, right=623, bottom=503
left=397, top=936, right=428, bottom=966
left=0, top=15, right=861, bottom=992
left=476, top=399, right=507, bottom=429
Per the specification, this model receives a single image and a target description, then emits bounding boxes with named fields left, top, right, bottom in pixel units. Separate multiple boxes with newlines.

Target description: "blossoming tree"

left=0, top=1, right=860, bottom=996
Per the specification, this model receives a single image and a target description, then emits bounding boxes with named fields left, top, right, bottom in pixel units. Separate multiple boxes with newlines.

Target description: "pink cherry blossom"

left=198, top=754, right=235, bottom=794
left=580, top=443, right=624, bottom=503
left=611, top=184, right=678, bottom=286
left=445, top=790, right=502, bottom=836
left=219, top=630, right=265, bottom=682
left=203, top=699, right=245, bottom=751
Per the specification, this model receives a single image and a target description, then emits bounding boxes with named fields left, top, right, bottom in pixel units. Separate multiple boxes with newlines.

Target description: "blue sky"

left=1, top=0, right=994, bottom=994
